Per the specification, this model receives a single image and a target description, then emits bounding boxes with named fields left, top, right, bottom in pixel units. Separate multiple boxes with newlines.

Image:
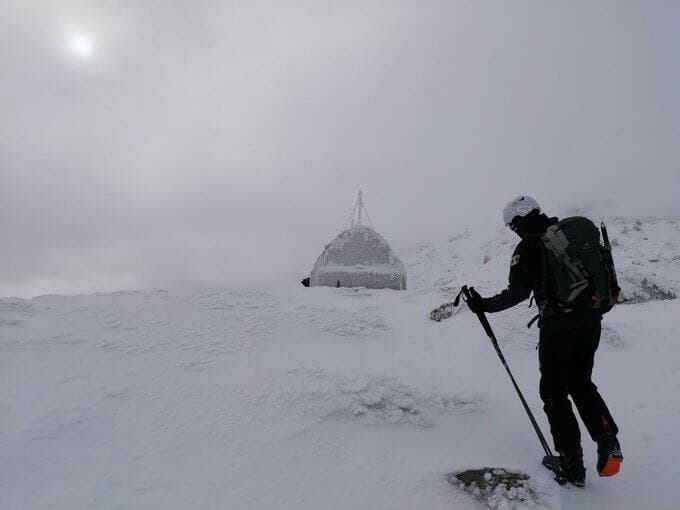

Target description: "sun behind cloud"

left=67, top=33, right=95, bottom=59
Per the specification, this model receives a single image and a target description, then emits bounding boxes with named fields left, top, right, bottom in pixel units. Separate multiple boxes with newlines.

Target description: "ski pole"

left=460, top=285, right=564, bottom=483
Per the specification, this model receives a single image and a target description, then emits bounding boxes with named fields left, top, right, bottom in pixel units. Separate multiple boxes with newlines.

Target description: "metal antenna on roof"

left=357, top=190, right=375, bottom=229
left=341, top=190, right=375, bottom=231
left=357, top=190, right=363, bottom=226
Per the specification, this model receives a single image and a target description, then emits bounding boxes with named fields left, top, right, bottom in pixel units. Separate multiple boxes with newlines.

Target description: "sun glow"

left=68, top=34, right=95, bottom=59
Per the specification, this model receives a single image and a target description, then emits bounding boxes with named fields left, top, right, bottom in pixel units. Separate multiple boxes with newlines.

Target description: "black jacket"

left=484, top=214, right=601, bottom=331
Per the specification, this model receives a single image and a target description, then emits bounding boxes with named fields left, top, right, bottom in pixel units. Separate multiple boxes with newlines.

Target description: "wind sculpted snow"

left=1, top=214, right=680, bottom=509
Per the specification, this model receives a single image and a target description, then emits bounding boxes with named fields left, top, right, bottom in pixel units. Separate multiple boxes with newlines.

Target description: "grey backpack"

left=539, top=216, right=620, bottom=315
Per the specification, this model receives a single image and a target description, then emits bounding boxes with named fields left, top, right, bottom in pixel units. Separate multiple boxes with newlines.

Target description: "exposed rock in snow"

left=447, top=468, right=540, bottom=509
left=430, top=301, right=463, bottom=322
left=619, top=278, right=676, bottom=304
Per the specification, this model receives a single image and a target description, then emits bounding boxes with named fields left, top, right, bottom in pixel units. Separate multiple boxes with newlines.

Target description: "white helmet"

left=502, top=195, right=541, bottom=226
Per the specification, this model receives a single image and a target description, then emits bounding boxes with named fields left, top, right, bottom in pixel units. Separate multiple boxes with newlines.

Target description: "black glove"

left=465, top=287, right=487, bottom=314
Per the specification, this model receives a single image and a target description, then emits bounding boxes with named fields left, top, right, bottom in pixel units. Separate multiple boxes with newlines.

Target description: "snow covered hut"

left=310, top=191, right=407, bottom=290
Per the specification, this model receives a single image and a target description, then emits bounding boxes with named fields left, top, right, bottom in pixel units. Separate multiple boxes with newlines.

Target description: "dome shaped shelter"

left=310, top=191, right=407, bottom=290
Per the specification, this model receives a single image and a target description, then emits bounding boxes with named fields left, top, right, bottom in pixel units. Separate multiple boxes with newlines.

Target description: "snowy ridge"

left=403, top=213, right=680, bottom=302
left=2, top=214, right=680, bottom=509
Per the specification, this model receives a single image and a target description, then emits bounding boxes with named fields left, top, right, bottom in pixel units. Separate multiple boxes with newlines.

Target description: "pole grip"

left=461, top=286, right=496, bottom=341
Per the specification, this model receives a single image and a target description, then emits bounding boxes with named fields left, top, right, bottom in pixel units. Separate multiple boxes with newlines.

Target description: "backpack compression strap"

left=542, top=226, right=591, bottom=303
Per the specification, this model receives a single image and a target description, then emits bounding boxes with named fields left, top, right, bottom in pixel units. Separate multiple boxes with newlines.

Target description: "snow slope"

left=1, top=214, right=679, bottom=509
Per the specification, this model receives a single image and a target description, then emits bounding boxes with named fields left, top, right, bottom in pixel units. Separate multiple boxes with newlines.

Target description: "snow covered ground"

left=2, top=213, right=679, bottom=509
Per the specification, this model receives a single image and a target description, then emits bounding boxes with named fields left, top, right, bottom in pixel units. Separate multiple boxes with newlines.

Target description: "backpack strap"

left=536, top=237, right=558, bottom=315
left=527, top=314, right=541, bottom=329
left=542, top=225, right=591, bottom=302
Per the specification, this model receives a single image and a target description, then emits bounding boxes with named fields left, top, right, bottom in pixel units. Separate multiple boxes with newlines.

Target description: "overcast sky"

left=2, top=1, right=679, bottom=297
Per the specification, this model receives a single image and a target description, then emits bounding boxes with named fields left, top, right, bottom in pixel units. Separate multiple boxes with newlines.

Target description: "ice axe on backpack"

left=454, top=285, right=566, bottom=484
left=600, top=222, right=621, bottom=302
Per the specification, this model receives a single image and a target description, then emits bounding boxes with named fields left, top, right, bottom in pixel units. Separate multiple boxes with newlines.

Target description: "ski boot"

left=560, top=446, right=586, bottom=487
left=597, top=435, right=623, bottom=477
left=543, top=445, right=586, bottom=487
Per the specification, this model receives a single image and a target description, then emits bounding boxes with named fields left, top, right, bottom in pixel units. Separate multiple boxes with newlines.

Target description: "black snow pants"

left=538, top=321, right=619, bottom=454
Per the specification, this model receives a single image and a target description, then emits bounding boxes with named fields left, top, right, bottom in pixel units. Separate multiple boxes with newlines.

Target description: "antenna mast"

left=342, top=190, right=375, bottom=231
left=358, top=190, right=363, bottom=226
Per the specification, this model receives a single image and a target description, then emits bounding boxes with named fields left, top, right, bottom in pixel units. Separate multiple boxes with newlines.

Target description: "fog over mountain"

left=2, top=1, right=679, bottom=297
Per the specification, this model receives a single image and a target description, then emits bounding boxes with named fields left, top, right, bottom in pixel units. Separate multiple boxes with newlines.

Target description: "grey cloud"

left=2, top=1, right=679, bottom=296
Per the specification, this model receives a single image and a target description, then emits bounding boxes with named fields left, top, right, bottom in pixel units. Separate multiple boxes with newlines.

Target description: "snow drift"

left=2, top=212, right=679, bottom=509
